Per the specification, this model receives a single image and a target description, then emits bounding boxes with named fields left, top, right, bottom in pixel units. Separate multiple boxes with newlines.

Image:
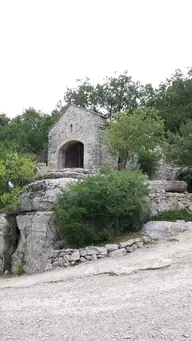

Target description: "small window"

left=70, top=124, right=73, bottom=133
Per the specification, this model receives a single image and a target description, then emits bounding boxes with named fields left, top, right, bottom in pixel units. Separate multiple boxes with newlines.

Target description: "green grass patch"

left=106, top=232, right=143, bottom=244
left=151, top=209, right=192, bottom=222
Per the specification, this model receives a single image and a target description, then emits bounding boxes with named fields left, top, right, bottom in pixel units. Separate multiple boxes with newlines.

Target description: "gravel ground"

left=0, top=233, right=192, bottom=341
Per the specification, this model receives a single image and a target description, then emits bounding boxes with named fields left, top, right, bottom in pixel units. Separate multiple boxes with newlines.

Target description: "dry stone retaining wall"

left=45, top=237, right=149, bottom=271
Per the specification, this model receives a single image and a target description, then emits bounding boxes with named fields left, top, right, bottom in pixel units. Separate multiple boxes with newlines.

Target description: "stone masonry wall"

left=48, top=104, right=106, bottom=170
left=149, top=180, right=192, bottom=216
left=45, top=236, right=148, bottom=271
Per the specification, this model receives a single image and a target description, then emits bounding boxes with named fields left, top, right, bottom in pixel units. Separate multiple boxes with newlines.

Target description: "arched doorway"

left=59, top=141, right=84, bottom=168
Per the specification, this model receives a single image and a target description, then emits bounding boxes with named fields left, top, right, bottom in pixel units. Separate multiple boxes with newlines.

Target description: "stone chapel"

left=47, top=103, right=112, bottom=170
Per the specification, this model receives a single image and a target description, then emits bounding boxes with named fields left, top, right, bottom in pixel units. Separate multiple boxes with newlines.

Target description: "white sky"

left=0, top=0, right=192, bottom=117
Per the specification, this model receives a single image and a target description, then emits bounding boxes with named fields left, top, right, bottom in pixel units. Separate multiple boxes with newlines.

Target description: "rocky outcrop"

left=141, top=221, right=192, bottom=239
left=11, top=211, right=56, bottom=274
left=37, top=167, right=91, bottom=179
left=149, top=180, right=192, bottom=216
left=0, top=214, right=18, bottom=274
left=19, top=177, right=79, bottom=212
left=0, top=173, right=191, bottom=276
left=149, top=180, right=187, bottom=193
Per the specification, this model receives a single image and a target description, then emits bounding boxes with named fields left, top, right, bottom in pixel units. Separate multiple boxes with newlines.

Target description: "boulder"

left=108, top=248, right=126, bottom=258
left=0, top=214, right=17, bottom=275
left=19, top=178, right=78, bottom=212
left=11, top=211, right=56, bottom=274
left=70, top=250, right=80, bottom=262
left=164, top=181, right=187, bottom=193
left=149, top=180, right=187, bottom=193
left=141, top=221, right=192, bottom=239
left=105, top=244, right=119, bottom=252
left=119, top=239, right=135, bottom=248
left=86, top=246, right=107, bottom=255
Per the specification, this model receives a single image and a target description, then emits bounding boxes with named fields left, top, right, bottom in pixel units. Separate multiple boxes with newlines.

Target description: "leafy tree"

left=166, top=120, right=192, bottom=166
left=138, top=150, right=160, bottom=179
left=104, top=108, right=165, bottom=169
left=64, top=71, right=142, bottom=119
left=0, top=113, right=10, bottom=126
left=154, top=68, right=192, bottom=132
left=0, top=107, right=61, bottom=160
left=54, top=171, right=149, bottom=248
left=0, top=151, right=37, bottom=212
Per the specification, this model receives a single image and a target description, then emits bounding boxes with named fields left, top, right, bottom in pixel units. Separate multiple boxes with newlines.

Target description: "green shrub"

left=54, top=171, right=150, bottom=248
left=151, top=209, right=192, bottom=221
left=138, top=150, right=160, bottom=179
left=178, top=167, right=192, bottom=193
left=0, top=151, right=37, bottom=213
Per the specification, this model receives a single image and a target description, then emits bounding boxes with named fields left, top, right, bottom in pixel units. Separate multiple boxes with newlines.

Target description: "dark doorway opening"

left=64, top=141, right=84, bottom=168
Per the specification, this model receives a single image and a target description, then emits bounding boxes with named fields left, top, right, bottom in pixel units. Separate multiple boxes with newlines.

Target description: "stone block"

left=105, top=244, right=119, bottom=252
left=70, top=250, right=80, bottom=262
left=108, top=248, right=126, bottom=258
left=119, top=239, right=135, bottom=248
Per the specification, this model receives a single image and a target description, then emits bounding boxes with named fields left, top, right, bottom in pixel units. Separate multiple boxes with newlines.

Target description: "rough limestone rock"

left=108, top=248, right=126, bottom=258
left=38, top=168, right=91, bottom=179
left=105, top=244, right=119, bottom=252
left=70, top=250, right=80, bottom=262
left=86, top=246, right=107, bottom=255
left=149, top=180, right=187, bottom=193
left=11, top=211, right=56, bottom=274
left=119, top=239, right=135, bottom=248
left=141, top=221, right=192, bottom=239
left=0, top=214, right=17, bottom=275
left=19, top=178, right=79, bottom=212
left=148, top=180, right=192, bottom=216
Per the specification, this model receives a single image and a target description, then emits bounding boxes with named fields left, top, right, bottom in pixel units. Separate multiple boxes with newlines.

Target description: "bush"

left=54, top=171, right=150, bottom=248
left=0, top=151, right=37, bottom=212
left=178, top=167, right=192, bottom=193
left=138, top=150, right=160, bottom=179
left=151, top=209, right=192, bottom=222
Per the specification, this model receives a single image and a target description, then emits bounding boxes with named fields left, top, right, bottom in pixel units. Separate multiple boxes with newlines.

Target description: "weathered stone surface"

left=149, top=180, right=192, bottom=216
left=164, top=181, right=187, bottom=193
left=79, top=257, right=87, bottom=263
left=19, top=178, right=78, bottom=212
left=136, top=241, right=143, bottom=248
left=91, top=254, right=97, bottom=261
left=141, top=221, right=192, bottom=239
left=0, top=214, right=17, bottom=275
left=142, top=236, right=152, bottom=244
left=105, top=244, right=119, bottom=252
left=80, top=249, right=87, bottom=257
left=187, top=205, right=192, bottom=213
left=48, top=104, right=107, bottom=170
left=108, top=248, right=126, bottom=258
left=153, top=160, right=181, bottom=181
left=63, top=254, right=70, bottom=262
left=86, top=246, right=107, bottom=255
left=70, top=250, right=80, bottom=262
left=52, top=261, right=59, bottom=268
left=11, top=211, right=56, bottom=274
left=44, top=263, right=53, bottom=271
left=58, top=257, right=64, bottom=267
left=119, top=239, right=135, bottom=248
left=37, top=168, right=91, bottom=180
left=126, top=246, right=135, bottom=253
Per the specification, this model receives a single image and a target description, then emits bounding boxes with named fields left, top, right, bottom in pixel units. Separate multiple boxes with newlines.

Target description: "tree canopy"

left=104, top=108, right=165, bottom=169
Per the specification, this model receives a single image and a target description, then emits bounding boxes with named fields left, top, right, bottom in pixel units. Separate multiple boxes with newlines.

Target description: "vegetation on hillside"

left=2, top=67, right=192, bottom=213
left=0, top=149, right=36, bottom=212
left=54, top=171, right=149, bottom=248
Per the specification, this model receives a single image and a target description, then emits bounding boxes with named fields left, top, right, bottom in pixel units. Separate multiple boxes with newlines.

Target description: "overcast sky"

left=0, top=0, right=192, bottom=117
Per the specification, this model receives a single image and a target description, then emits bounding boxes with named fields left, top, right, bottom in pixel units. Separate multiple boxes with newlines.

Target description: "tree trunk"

left=118, top=157, right=127, bottom=170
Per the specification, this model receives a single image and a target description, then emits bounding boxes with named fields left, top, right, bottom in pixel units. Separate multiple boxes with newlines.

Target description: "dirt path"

left=0, top=232, right=192, bottom=341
